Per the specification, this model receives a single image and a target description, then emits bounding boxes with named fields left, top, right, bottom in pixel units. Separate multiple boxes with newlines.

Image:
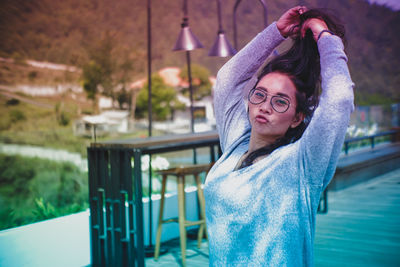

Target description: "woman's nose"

left=259, top=99, right=272, bottom=113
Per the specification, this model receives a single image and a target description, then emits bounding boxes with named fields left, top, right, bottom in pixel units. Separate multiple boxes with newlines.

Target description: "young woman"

left=204, top=6, right=354, bottom=266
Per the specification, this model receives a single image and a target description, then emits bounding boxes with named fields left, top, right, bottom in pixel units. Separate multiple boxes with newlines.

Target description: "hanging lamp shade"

left=172, top=24, right=204, bottom=51
left=208, top=31, right=237, bottom=57
left=209, top=0, right=236, bottom=57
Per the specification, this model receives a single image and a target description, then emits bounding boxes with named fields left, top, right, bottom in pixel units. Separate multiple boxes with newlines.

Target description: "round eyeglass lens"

left=271, top=96, right=290, bottom=113
left=249, top=89, right=266, bottom=104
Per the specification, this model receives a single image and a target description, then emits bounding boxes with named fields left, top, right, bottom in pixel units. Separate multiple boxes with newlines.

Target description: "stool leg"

left=195, top=174, right=208, bottom=248
left=177, top=174, right=187, bottom=266
left=154, top=175, right=167, bottom=260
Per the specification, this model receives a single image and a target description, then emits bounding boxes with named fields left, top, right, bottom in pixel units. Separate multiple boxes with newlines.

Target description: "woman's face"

left=248, top=72, right=304, bottom=142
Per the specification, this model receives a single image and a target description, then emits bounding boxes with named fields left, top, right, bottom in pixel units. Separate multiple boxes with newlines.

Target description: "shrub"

left=28, top=71, right=38, bottom=81
left=33, top=198, right=58, bottom=220
left=0, top=154, right=88, bottom=230
left=11, top=52, right=26, bottom=65
left=0, top=119, right=11, bottom=131
left=82, top=109, right=92, bottom=115
left=0, top=154, right=36, bottom=195
left=55, top=102, right=70, bottom=126
left=58, top=111, right=70, bottom=126
left=6, top=98, right=20, bottom=106
left=9, top=110, right=26, bottom=122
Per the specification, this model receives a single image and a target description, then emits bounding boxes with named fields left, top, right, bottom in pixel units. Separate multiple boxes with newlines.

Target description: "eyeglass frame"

left=247, top=87, right=292, bottom=113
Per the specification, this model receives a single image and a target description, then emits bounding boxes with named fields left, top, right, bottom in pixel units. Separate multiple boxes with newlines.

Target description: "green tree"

left=82, top=32, right=138, bottom=113
left=114, top=53, right=137, bottom=118
left=179, top=64, right=212, bottom=100
left=82, top=32, right=116, bottom=113
left=88, top=32, right=115, bottom=101
left=82, top=61, right=103, bottom=113
left=135, top=74, right=184, bottom=121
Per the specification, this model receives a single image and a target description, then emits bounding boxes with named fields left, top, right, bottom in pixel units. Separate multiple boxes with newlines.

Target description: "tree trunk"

left=93, top=95, right=99, bottom=114
left=130, top=89, right=138, bottom=120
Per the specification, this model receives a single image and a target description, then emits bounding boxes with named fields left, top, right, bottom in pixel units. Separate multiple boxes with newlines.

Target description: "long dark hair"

left=239, top=8, right=345, bottom=169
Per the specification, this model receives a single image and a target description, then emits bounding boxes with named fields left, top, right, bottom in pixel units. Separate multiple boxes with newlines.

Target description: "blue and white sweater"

left=204, top=22, right=354, bottom=266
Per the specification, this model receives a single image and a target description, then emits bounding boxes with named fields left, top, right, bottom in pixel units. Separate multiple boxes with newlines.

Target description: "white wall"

left=0, top=189, right=203, bottom=266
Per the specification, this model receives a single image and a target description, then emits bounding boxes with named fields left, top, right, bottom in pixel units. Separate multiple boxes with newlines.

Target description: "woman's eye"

left=274, top=98, right=289, bottom=106
left=255, top=92, right=265, bottom=98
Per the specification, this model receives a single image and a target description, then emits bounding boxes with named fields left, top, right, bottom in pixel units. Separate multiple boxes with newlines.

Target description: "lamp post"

left=185, top=51, right=195, bottom=133
left=208, top=0, right=237, bottom=57
left=147, top=0, right=152, bottom=137
left=145, top=0, right=167, bottom=257
left=233, top=0, right=268, bottom=50
left=172, top=0, right=203, bottom=134
left=145, top=0, right=154, bottom=257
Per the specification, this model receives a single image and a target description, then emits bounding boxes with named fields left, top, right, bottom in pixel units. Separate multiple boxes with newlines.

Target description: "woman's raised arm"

left=215, top=6, right=306, bottom=151
left=299, top=18, right=354, bottom=189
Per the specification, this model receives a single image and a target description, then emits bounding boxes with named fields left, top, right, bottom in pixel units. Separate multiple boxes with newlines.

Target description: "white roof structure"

left=82, top=110, right=129, bottom=125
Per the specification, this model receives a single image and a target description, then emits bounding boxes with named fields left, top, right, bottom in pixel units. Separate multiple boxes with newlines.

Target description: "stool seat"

left=156, top=163, right=213, bottom=176
left=154, top=163, right=212, bottom=266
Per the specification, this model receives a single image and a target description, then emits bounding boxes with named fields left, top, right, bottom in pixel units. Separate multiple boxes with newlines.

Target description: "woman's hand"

left=276, top=6, right=307, bottom=38
left=301, top=18, right=331, bottom=42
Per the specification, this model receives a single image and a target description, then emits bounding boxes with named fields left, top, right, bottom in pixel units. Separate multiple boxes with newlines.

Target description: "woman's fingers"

left=277, top=6, right=308, bottom=37
left=279, top=7, right=332, bottom=41
left=301, top=18, right=329, bottom=41
left=297, top=6, right=307, bottom=15
left=286, top=6, right=306, bottom=19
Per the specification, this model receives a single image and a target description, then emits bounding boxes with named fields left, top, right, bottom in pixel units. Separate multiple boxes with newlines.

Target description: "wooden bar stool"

left=154, top=163, right=212, bottom=266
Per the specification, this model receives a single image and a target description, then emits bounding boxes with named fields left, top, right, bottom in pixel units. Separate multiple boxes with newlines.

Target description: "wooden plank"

left=91, top=131, right=219, bottom=149
left=315, top=168, right=400, bottom=266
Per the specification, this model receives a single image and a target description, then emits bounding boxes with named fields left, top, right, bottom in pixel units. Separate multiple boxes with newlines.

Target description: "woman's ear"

left=291, top=112, right=305, bottom=128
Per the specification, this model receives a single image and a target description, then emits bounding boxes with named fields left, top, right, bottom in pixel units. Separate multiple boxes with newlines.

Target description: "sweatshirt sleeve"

left=214, top=22, right=285, bottom=152
left=299, top=35, right=354, bottom=189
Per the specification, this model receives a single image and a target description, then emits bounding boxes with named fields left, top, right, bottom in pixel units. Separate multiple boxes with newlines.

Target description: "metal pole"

left=233, top=0, right=268, bottom=50
left=186, top=51, right=195, bottom=133
left=146, top=0, right=154, bottom=255
left=258, top=0, right=268, bottom=27
left=133, top=149, right=145, bottom=266
left=183, top=0, right=188, bottom=17
left=148, top=155, right=153, bottom=249
left=186, top=51, right=197, bottom=163
left=233, top=0, right=242, bottom=51
left=93, top=124, right=97, bottom=143
left=217, top=0, right=223, bottom=32
left=147, top=0, right=152, bottom=137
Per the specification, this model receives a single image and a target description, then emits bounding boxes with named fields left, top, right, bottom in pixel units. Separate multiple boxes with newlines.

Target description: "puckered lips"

left=255, top=115, right=268, bottom=124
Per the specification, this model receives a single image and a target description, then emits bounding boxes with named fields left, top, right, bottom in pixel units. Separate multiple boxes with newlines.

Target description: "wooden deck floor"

left=314, top=168, right=400, bottom=267
left=146, top=168, right=400, bottom=266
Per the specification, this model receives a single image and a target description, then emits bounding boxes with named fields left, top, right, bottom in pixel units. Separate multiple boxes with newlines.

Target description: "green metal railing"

left=88, top=131, right=220, bottom=267
left=88, top=148, right=145, bottom=267
left=343, top=130, right=397, bottom=155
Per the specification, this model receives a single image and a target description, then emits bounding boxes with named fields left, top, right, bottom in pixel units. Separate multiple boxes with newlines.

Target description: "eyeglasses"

left=248, top=88, right=291, bottom=113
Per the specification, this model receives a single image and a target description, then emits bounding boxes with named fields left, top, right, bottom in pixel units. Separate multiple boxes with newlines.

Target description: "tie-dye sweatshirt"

left=204, top=22, right=354, bottom=266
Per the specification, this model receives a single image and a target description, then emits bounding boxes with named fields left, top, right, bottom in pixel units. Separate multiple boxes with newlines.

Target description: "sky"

left=367, top=0, right=400, bottom=10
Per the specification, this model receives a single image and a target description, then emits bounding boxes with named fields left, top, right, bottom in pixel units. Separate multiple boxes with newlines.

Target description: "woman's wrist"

left=276, top=23, right=288, bottom=38
left=317, top=29, right=334, bottom=41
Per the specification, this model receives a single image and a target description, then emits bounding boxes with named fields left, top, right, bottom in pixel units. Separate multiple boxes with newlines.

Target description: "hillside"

left=0, top=0, right=399, bottom=104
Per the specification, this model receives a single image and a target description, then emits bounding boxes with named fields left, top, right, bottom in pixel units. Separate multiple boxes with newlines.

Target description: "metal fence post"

left=133, top=149, right=145, bottom=267
left=88, top=147, right=145, bottom=267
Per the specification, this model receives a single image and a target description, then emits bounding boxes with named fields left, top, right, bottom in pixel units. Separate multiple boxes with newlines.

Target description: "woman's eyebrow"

left=276, top=92, right=291, bottom=100
left=255, top=86, right=291, bottom=100
left=255, top=86, right=268, bottom=92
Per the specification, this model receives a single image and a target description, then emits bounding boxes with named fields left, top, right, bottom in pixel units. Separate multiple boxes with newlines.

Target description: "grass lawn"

left=0, top=91, right=157, bottom=157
